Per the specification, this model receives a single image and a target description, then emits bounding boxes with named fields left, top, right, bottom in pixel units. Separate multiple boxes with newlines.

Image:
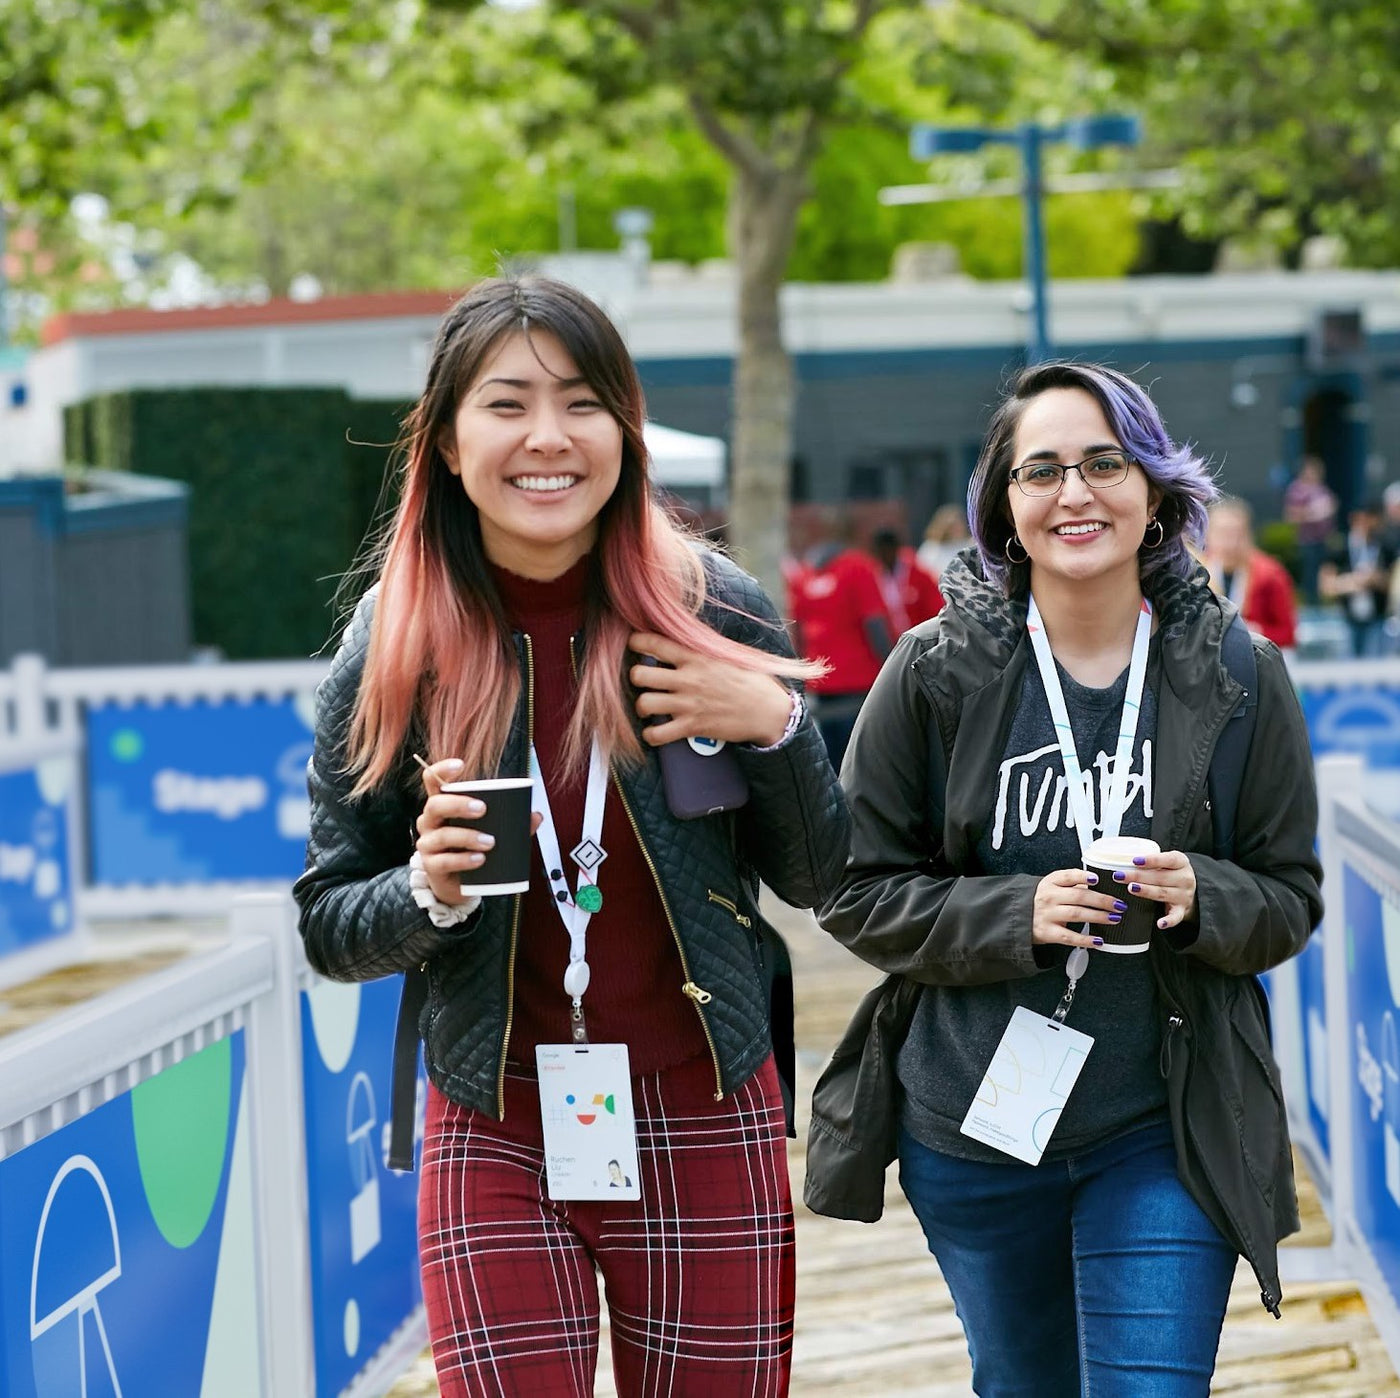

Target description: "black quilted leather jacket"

left=294, top=550, right=850, bottom=1123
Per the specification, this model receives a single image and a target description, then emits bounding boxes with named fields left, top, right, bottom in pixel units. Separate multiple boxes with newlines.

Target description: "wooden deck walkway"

left=388, top=896, right=1400, bottom=1397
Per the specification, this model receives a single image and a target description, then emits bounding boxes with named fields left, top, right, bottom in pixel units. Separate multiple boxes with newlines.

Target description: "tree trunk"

left=725, top=160, right=806, bottom=608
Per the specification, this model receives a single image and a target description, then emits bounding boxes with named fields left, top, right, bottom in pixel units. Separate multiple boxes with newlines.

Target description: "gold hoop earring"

left=1143, top=518, right=1165, bottom=549
left=1004, top=535, right=1029, bottom=565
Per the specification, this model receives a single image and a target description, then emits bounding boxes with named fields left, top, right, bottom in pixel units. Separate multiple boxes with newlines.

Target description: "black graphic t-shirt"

left=898, top=642, right=1168, bottom=1163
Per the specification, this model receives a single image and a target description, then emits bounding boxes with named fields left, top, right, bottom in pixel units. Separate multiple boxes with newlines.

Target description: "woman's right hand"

left=415, top=759, right=541, bottom=905
left=1031, top=867, right=1122, bottom=949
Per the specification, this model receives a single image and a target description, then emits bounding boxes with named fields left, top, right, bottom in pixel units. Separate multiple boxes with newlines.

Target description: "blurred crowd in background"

left=782, top=468, right=1400, bottom=770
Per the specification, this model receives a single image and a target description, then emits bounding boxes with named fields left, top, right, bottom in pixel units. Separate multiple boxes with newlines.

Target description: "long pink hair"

left=346, top=277, right=818, bottom=796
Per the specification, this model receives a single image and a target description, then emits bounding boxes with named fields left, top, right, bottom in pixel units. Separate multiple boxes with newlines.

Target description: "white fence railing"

left=4, top=647, right=1400, bottom=1389
left=1265, top=753, right=1400, bottom=1371
left=0, top=890, right=425, bottom=1397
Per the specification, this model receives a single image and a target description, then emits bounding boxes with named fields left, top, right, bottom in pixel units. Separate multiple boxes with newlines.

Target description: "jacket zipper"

left=1159, top=1003, right=1280, bottom=1316
left=706, top=889, right=752, bottom=927
left=614, top=771, right=725, bottom=1100
left=495, top=633, right=533, bottom=1120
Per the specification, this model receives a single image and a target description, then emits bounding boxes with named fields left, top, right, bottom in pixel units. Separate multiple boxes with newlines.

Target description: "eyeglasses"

left=1010, top=452, right=1134, bottom=498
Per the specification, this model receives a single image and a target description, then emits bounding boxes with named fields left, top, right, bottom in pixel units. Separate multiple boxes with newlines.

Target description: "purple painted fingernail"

left=1113, top=900, right=1127, bottom=912
left=1157, top=917, right=1169, bottom=929
left=1133, top=855, right=1147, bottom=866
left=1086, top=872, right=1098, bottom=884
left=1129, top=882, right=1142, bottom=894
left=1093, top=937, right=1105, bottom=946
left=1108, top=914, right=1122, bottom=924
left=1113, top=871, right=1127, bottom=882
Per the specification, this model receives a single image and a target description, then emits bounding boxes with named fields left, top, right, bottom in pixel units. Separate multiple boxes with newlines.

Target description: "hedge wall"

left=64, top=388, right=408, bottom=660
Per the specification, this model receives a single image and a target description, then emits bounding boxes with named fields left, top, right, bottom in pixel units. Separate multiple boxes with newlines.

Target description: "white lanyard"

left=1214, top=564, right=1246, bottom=609
left=1026, top=594, right=1152, bottom=1023
left=1026, top=594, right=1152, bottom=857
left=530, top=736, right=609, bottom=1042
left=1227, top=566, right=1247, bottom=609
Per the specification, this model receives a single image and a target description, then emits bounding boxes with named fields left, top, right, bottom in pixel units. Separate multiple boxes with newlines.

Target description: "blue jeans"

left=898, top=1120, right=1236, bottom=1398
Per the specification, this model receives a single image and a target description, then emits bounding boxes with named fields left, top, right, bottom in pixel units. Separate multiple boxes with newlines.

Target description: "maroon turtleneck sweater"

left=491, top=557, right=711, bottom=1074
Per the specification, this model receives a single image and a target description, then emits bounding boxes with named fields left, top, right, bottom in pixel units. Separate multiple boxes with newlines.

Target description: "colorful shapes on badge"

left=565, top=1091, right=616, bottom=1125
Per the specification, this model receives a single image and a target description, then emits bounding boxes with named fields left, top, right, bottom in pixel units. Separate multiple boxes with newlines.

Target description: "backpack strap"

left=1207, top=612, right=1258, bottom=862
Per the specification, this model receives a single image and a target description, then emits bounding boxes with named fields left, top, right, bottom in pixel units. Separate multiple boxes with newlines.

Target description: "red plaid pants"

left=419, top=1053, right=794, bottom=1397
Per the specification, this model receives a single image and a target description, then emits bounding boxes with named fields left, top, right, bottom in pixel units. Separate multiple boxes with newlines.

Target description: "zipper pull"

left=1160, top=1012, right=1184, bottom=1076
left=682, top=981, right=713, bottom=1005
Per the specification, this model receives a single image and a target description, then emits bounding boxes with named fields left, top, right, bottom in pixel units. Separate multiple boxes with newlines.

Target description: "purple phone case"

left=638, top=654, right=750, bottom=818
left=656, top=738, right=750, bottom=819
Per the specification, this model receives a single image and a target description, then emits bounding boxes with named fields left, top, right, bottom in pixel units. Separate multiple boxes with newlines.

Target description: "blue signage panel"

left=0, top=1035, right=257, bottom=1397
left=1300, top=684, right=1400, bottom=765
left=86, top=697, right=314, bottom=884
left=301, top=975, right=423, bottom=1397
left=1345, top=865, right=1400, bottom=1309
left=0, top=756, right=75, bottom=957
left=1299, top=682, right=1400, bottom=817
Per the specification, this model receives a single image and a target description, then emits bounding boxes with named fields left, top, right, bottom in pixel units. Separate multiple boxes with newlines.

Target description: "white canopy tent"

left=643, top=421, right=726, bottom=503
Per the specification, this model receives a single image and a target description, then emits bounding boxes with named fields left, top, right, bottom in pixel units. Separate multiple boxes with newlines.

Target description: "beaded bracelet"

left=747, top=687, right=806, bottom=753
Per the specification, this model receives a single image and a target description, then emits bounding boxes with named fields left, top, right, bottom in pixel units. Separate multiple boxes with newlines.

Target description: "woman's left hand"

left=629, top=631, right=792, bottom=748
left=1116, top=849, right=1198, bottom=931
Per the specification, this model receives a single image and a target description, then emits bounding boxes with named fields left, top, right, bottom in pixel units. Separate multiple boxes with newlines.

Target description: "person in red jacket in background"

left=1204, top=497, right=1298, bottom=650
left=870, top=527, right=945, bottom=635
left=789, top=514, right=894, bottom=771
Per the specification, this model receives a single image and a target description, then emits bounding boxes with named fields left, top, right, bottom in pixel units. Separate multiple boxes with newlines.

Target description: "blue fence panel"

left=0, top=754, right=75, bottom=957
left=1344, top=863, right=1400, bottom=1312
left=1297, top=933, right=1331, bottom=1160
left=0, top=1036, right=256, bottom=1397
left=301, top=975, right=423, bottom=1397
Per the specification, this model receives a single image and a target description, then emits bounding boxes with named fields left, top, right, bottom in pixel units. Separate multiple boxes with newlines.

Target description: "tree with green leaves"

left=0, top=0, right=179, bottom=215
left=532, top=0, right=915, bottom=597
left=960, top=0, right=1400, bottom=269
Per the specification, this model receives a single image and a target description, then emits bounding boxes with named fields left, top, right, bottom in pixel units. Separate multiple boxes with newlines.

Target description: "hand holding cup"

left=1082, top=836, right=1194, bottom=950
left=415, top=758, right=539, bottom=904
left=1104, top=843, right=1198, bottom=933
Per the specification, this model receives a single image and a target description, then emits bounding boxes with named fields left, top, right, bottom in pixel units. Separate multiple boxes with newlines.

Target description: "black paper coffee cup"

left=442, top=777, right=533, bottom=895
left=1083, top=836, right=1161, bottom=953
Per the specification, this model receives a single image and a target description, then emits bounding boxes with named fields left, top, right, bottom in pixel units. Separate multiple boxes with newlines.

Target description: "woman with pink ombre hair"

left=294, top=277, right=849, bottom=1397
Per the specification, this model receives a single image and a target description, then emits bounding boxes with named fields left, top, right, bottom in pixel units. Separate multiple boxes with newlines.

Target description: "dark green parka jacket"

left=807, top=551, right=1323, bottom=1315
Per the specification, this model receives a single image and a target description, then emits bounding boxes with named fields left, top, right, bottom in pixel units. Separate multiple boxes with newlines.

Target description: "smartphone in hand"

left=637, top=656, right=750, bottom=819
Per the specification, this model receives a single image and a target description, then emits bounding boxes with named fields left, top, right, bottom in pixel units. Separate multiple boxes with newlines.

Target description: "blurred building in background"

left=11, top=260, right=1400, bottom=541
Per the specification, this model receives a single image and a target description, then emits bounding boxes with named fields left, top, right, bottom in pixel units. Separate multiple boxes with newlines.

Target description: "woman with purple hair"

left=809, top=362, right=1322, bottom=1395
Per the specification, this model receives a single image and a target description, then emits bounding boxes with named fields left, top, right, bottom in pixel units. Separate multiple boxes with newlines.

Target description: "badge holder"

left=960, top=948, right=1095, bottom=1166
left=536, top=1042, right=641, bottom=1201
